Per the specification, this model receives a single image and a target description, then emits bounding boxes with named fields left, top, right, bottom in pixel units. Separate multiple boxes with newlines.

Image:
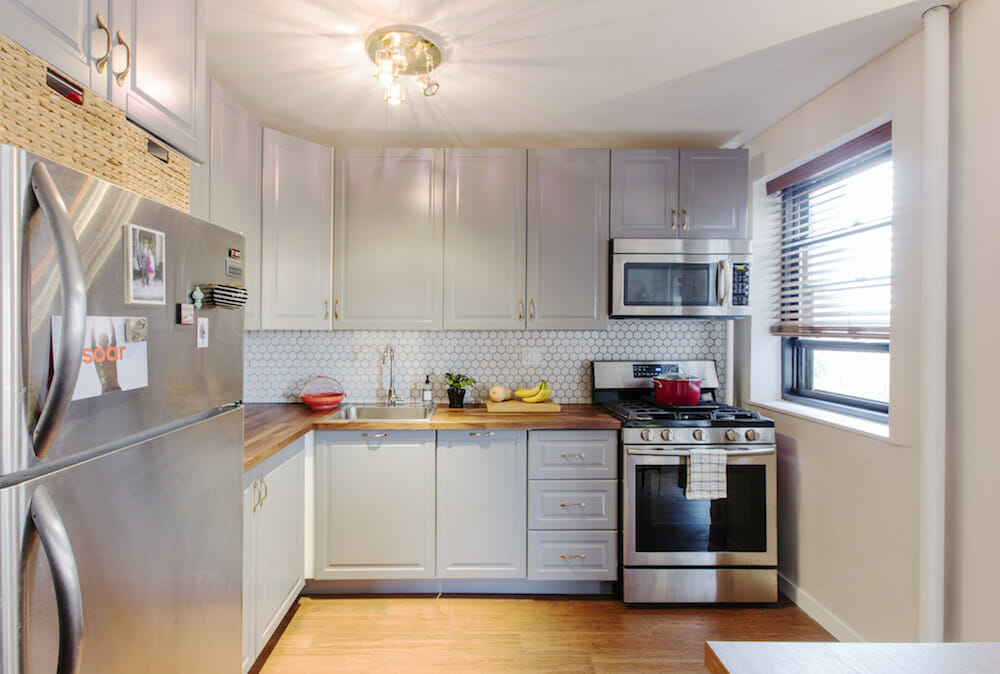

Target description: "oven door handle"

left=626, top=446, right=775, bottom=457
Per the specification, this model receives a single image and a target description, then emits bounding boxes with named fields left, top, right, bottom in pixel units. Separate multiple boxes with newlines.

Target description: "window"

left=766, top=122, right=892, bottom=422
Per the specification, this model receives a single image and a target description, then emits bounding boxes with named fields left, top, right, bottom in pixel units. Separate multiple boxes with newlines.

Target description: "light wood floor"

left=256, top=595, right=834, bottom=673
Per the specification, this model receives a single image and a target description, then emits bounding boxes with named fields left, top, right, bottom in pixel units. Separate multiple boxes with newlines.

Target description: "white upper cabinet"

left=260, top=128, right=333, bottom=330
left=527, top=149, right=609, bottom=330
left=333, top=148, right=444, bottom=330
left=0, top=0, right=110, bottom=97
left=109, top=0, right=207, bottom=162
left=443, top=148, right=527, bottom=330
left=611, top=148, right=748, bottom=240
left=209, top=81, right=262, bottom=329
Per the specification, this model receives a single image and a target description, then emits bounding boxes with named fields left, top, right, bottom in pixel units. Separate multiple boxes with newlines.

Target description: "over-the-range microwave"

left=610, top=239, right=751, bottom=318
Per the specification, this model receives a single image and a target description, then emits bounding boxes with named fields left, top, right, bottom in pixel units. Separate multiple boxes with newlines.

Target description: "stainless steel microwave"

left=610, top=239, right=751, bottom=318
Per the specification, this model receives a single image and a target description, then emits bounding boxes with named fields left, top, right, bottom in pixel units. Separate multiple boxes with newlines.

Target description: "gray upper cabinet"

left=209, top=81, right=262, bottom=330
left=443, top=148, right=527, bottom=330
left=110, top=0, right=207, bottom=162
left=0, top=0, right=110, bottom=97
left=611, top=148, right=748, bottom=240
left=260, top=128, right=333, bottom=330
left=334, top=148, right=444, bottom=330
left=610, top=149, right=679, bottom=238
left=527, top=149, right=609, bottom=330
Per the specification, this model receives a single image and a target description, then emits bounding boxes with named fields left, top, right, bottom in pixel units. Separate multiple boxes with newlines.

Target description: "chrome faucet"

left=382, top=344, right=402, bottom=406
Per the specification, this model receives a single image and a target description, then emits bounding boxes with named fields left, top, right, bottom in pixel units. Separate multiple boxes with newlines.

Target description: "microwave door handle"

left=717, top=260, right=728, bottom=306
left=27, top=486, right=84, bottom=674
left=29, top=162, right=88, bottom=459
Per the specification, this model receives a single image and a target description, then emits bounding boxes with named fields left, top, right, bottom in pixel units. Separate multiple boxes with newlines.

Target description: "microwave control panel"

left=732, top=263, right=750, bottom=306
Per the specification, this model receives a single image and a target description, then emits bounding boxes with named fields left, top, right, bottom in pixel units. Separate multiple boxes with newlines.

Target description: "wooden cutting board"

left=486, top=400, right=561, bottom=413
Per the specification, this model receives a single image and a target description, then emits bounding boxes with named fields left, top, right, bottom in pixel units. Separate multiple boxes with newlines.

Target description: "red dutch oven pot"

left=652, top=375, right=702, bottom=406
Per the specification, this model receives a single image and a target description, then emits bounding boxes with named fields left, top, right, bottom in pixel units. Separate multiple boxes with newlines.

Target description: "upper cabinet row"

left=0, top=0, right=207, bottom=161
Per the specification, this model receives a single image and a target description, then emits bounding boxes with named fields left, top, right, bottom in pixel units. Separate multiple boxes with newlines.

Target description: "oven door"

left=611, top=253, right=729, bottom=317
left=623, top=446, right=776, bottom=567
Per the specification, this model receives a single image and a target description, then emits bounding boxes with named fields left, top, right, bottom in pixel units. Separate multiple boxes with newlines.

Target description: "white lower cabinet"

left=243, top=436, right=305, bottom=673
left=436, top=430, right=527, bottom=579
left=314, top=430, right=436, bottom=579
left=528, top=531, right=618, bottom=581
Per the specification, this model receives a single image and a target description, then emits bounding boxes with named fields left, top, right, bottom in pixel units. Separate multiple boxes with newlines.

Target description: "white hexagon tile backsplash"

left=244, top=320, right=727, bottom=404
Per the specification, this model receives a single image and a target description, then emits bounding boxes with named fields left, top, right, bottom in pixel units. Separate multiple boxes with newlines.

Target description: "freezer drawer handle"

left=29, top=163, right=88, bottom=459
left=28, top=486, right=84, bottom=674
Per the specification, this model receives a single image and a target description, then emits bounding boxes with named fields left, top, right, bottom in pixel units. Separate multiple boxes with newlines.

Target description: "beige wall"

left=738, top=0, right=1000, bottom=642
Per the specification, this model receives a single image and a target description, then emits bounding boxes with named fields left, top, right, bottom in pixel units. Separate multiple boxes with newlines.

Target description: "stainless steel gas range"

left=594, top=360, right=777, bottom=604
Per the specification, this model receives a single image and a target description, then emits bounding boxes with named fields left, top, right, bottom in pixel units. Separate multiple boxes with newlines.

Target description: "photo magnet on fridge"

left=125, top=224, right=166, bottom=305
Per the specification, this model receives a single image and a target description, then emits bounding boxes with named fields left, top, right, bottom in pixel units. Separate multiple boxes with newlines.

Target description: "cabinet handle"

left=560, top=453, right=585, bottom=458
left=560, top=553, right=587, bottom=560
left=670, top=207, right=677, bottom=230
left=469, top=432, right=494, bottom=437
left=324, top=298, right=329, bottom=320
left=260, top=473, right=268, bottom=504
left=528, top=298, right=535, bottom=321
left=334, top=298, right=340, bottom=321
left=517, top=299, right=523, bottom=322
left=113, top=30, right=131, bottom=87
left=682, top=207, right=689, bottom=230
left=94, top=14, right=112, bottom=74
left=362, top=432, right=387, bottom=438
left=252, top=479, right=261, bottom=513
left=559, top=503, right=585, bottom=508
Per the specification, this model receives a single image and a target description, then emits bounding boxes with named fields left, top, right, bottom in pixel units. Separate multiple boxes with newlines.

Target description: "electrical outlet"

left=522, top=347, right=543, bottom=365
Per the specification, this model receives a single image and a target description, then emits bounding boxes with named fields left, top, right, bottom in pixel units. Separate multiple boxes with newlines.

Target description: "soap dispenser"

left=422, top=375, right=433, bottom=405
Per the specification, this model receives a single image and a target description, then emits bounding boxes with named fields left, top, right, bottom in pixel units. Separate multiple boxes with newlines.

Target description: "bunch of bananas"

left=514, top=380, right=552, bottom=403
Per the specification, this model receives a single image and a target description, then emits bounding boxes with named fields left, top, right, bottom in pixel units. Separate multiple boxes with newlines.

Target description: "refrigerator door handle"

left=26, top=486, right=84, bottom=674
left=28, top=162, right=88, bottom=459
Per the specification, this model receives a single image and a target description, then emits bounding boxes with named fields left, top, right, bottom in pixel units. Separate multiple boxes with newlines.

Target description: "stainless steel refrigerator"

left=0, top=144, right=244, bottom=673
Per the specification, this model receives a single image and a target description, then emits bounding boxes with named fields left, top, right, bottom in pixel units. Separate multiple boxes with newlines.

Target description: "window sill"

left=747, top=399, right=892, bottom=442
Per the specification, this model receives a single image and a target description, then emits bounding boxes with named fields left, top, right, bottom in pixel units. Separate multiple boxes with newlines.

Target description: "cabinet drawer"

left=528, top=531, right=618, bottom=581
left=528, top=430, right=617, bottom=479
left=528, top=480, right=618, bottom=530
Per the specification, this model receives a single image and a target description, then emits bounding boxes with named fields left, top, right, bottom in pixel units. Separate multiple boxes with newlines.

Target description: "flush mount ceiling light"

left=365, top=26, right=442, bottom=105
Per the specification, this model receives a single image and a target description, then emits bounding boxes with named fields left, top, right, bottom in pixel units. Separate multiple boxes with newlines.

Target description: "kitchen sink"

left=327, top=404, right=435, bottom=422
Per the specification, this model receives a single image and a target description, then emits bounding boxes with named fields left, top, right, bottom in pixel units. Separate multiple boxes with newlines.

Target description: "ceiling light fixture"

left=365, top=26, right=442, bottom=105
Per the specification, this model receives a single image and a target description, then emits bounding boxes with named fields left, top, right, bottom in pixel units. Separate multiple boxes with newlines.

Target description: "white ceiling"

left=206, top=0, right=936, bottom=148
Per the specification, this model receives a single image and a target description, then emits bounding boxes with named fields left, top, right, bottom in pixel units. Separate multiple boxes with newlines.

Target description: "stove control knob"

left=640, top=429, right=653, bottom=441
left=745, top=429, right=759, bottom=442
left=725, top=429, right=738, bottom=442
left=693, top=429, right=705, bottom=442
left=660, top=430, right=673, bottom=441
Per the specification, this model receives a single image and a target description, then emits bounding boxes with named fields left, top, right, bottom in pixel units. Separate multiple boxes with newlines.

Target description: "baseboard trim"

left=778, top=573, right=863, bottom=642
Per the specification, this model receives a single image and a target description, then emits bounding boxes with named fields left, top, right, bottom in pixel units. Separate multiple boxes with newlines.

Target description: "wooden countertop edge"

left=243, top=403, right=620, bottom=472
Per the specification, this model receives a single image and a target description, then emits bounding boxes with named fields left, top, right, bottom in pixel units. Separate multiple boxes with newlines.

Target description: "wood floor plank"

left=256, top=595, right=833, bottom=673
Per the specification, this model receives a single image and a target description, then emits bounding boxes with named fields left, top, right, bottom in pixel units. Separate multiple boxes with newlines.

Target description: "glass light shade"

left=385, top=79, right=405, bottom=105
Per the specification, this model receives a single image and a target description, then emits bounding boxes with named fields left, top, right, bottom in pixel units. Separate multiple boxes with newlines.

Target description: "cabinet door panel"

left=314, top=431, right=436, bottom=579
left=111, top=0, right=206, bottom=161
left=437, top=430, right=527, bottom=579
left=0, top=0, right=108, bottom=95
left=611, top=149, right=679, bottom=238
left=527, top=149, right=609, bottom=329
left=241, top=479, right=255, bottom=673
left=210, top=81, right=262, bottom=329
left=443, top=149, right=526, bottom=329
left=679, top=149, right=748, bottom=239
left=260, top=128, right=332, bottom=330
left=334, top=148, right=443, bottom=330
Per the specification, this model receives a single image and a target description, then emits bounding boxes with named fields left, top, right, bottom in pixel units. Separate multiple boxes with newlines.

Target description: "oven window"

left=623, top=263, right=713, bottom=306
left=634, top=465, right=767, bottom=552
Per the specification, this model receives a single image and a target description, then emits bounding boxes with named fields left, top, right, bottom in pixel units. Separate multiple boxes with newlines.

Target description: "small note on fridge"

left=51, top=315, right=150, bottom=401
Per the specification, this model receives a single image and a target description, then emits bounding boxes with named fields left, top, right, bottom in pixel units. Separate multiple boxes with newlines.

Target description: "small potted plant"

left=444, top=372, right=476, bottom=408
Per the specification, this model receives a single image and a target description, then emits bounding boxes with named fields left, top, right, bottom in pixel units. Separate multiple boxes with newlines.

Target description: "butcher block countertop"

left=244, top=403, right=620, bottom=471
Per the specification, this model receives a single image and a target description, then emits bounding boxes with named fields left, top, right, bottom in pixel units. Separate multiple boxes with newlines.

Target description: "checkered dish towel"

left=685, top=448, right=728, bottom=500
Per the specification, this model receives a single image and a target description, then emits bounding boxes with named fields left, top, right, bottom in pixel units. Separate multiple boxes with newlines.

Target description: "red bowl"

left=652, top=377, right=701, bottom=406
left=301, top=392, right=345, bottom=410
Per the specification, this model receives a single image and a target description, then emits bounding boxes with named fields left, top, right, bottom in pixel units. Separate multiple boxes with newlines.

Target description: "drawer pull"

left=560, top=554, right=587, bottom=560
left=469, top=432, right=494, bottom=437
left=362, top=432, right=387, bottom=438
left=560, top=453, right=585, bottom=458
left=559, top=503, right=585, bottom=508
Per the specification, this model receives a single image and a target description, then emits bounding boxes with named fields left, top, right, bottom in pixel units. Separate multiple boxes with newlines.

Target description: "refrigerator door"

left=1, top=145, right=245, bottom=478
left=18, top=408, right=242, bottom=673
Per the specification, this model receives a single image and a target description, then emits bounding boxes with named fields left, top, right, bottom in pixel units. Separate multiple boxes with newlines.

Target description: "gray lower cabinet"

left=436, top=430, right=527, bottom=579
left=527, top=430, right=618, bottom=580
left=314, top=430, right=436, bottom=579
left=527, top=149, right=609, bottom=329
